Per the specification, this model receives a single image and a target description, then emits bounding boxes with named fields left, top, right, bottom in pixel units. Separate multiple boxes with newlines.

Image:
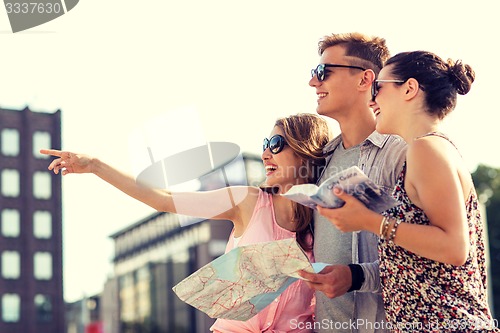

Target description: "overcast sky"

left=1, top=0, right=499, bottom=302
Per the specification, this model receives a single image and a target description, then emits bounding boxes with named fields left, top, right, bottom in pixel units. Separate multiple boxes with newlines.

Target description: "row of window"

left=2, top=293, right=52, bottom=322
left=1, top=209, right=52, bottom=239
left=119, top=266, right=152, bottom=323
left=1, top=128, right=51, bottom=158
left=0, top=169, right=52, bottom=199
left=1, top=251, right=53, bottom=280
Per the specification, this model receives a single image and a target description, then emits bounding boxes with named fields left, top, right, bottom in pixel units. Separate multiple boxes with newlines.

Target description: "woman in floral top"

left=316, top=50, right=498, bottom=332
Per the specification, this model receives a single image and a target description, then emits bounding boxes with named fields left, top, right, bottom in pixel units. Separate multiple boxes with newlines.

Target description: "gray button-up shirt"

left=314, top=131, right=406, bottom=333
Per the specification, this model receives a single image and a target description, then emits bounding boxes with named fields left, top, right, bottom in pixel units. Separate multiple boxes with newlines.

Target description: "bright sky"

left=1, top=0, right=499, bottom=302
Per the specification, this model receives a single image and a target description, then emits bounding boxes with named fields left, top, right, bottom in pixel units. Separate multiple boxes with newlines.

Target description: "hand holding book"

left=281, top=166, right=398, bottom=213
left=315, top=186, right=386, bottom=234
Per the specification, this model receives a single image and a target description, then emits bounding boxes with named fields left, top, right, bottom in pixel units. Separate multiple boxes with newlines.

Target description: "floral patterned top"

left=379, top=133, right=497, bottom=332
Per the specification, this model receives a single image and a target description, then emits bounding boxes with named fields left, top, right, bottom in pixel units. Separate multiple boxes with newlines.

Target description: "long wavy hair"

left=262, top=113, right=331, bottom=250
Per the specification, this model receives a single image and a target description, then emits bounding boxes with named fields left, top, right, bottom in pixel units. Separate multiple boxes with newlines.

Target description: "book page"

left=282, top=166, right=398, bottom=213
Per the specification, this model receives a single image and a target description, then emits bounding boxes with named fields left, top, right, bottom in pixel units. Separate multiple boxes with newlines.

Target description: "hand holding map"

left=172, top=238, right=316, bottom=321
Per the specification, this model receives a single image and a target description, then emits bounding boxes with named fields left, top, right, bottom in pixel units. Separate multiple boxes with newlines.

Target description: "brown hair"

left=318, top=32, right=390, bottom=76
left=272, top=113, right=331, bottom=250
left=385, top=51, right=475, bottom=119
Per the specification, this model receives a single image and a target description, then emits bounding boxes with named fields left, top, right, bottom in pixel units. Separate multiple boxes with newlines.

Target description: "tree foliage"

left=472, top=164, right=500, bottom=318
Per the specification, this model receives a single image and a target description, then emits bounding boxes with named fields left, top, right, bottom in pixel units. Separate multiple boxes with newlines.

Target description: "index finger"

left=39, top=149, right=62, bottom=157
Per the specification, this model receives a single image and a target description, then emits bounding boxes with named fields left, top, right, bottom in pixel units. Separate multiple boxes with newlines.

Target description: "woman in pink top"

left=41, top=113, right=331, bottom=332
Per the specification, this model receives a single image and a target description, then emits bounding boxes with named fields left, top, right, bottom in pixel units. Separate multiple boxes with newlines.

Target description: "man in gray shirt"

left=300, top=33, right=406, bottom=333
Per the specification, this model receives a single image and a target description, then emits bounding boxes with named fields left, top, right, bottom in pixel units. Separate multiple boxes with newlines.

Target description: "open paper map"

left=172, top=238, right=317, bottom=321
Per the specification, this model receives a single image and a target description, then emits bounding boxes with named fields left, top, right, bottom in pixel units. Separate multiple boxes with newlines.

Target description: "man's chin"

left=316, top=108, right=333, bottom=117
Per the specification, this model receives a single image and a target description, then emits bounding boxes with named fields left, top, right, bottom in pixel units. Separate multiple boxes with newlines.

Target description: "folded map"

left=172, top=238, right=316, bottom=321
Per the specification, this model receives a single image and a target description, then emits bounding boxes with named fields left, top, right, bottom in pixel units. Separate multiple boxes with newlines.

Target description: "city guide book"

left=282, top=166, right=398, bottom=213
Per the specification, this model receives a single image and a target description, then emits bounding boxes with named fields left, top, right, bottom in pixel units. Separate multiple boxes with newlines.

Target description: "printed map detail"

left=172, top=238, right=314, bottom=321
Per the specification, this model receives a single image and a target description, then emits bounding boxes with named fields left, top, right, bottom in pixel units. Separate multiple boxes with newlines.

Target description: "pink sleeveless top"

left=210, top=190, right=315, bottom=333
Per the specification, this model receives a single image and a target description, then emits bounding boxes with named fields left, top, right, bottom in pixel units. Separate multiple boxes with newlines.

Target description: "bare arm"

left=396, top=138, right=470, bottom=265
left=41, top=149, right=255, bottom=230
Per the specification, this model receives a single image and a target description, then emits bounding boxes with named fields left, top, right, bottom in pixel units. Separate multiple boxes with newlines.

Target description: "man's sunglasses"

left=371, top=79, right=405, bottom=102
left=263, top=135, right=287, bottom=154
left=311, top=63, right=366, bottom=82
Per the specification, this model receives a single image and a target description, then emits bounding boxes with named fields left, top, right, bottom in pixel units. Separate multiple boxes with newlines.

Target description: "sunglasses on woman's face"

left=371, top=79, right=406, bottom=102
left=311, top=63, right=366, bottom=82
left=263, top=134, right=287, bottom=154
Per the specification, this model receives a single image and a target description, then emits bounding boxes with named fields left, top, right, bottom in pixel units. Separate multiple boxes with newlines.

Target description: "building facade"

left=101, top=153, right=265, bottom=333
left=66, top=294, right=102, bottom=333
left=0, top=107, right=64, bottom=333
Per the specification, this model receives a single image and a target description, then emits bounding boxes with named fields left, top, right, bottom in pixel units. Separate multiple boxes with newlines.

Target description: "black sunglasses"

left=263, top=135, right=287, bottom=154
left=371, top=79, right=406, bottom=102
left=311, top=63, right=366, bottom=82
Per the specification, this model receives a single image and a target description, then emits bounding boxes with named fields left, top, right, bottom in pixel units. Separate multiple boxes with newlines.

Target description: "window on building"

left=136, top=266, right=151, bottom=320
left=34, top=294, right=52, bottom=322
left=1, top=128, right=20, bottom=157
left=1, top=294, right=20, bottom=322
left=32, top=131, right=51, bottom=159
left=34, top=252, right=52, bottom=280
left=33, top=211, right=52, bottom=239
left=33, top=171, right=51, bottom=199
left=1, top=169, right=20, bottom=197
left=172, top=259, right=190, bottom=331
left=119, top=273, right=136, bottom=323
left=1, top=209, right=20, bottom=238
left=1, top=251, right=20, bottom=279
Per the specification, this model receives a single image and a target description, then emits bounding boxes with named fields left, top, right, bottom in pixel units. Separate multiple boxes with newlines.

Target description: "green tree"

left=472, top=164, right=500, bottom=318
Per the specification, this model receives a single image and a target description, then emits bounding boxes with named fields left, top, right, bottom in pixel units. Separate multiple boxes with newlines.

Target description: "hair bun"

left=447, top=59, right=475, bottom=95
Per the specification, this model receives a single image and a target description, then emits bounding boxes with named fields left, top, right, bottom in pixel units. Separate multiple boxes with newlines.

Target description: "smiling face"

left=309, top=45, right=366, bottom=119
left=261, top=126, right=304, bottom=193
left=371, top=65, right=406, bottom=135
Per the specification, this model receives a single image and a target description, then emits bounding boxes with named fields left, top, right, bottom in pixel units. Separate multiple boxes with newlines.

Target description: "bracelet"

left=380, top=216, right=391, bottom=239
left=387, top=218, right=402, bottom=244
left=378, top=216, right=386, bottom=236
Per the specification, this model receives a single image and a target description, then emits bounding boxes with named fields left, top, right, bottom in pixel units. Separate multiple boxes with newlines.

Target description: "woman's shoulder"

left=408, top=133, right=459, bottom=165
left=406, top=134, right=467, bottom=187
left=226, top=185, right=260, bottom=195
left=227, top=186, right=262, bottom=211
